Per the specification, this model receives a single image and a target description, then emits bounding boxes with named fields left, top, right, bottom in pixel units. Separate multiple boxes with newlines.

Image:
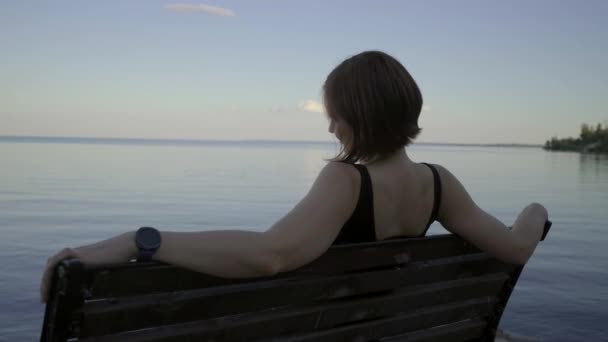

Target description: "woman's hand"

left=40, top=247, right=79, bottom=303
left=528, top=202, right=549, bottom=223
left=40, top=231, right=137, bottom=303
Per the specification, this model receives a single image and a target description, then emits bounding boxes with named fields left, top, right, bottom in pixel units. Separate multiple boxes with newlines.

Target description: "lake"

left=1, top=137, right=606, bottom=341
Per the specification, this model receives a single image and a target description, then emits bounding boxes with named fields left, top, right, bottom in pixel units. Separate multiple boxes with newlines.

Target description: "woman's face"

left=328, top=115, right=351, bottom=144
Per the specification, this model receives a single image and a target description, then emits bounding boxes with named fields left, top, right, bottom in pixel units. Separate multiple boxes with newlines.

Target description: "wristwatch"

left=135, top=226, right=162, bottom=262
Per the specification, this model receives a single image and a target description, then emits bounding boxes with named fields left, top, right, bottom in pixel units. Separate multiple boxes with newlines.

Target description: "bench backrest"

left=40, top=233, right=540, bottom=342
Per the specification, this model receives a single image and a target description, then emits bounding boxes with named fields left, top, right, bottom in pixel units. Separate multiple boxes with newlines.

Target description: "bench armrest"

left=540, top=220, right=552, bottom=241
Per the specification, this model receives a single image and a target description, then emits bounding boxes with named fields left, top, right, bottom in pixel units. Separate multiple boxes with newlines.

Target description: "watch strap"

left=137, top=249, right=155, bottom=262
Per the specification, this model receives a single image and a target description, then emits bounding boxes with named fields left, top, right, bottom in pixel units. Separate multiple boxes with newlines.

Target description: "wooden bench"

left=41, top=222, right=551, bottom=342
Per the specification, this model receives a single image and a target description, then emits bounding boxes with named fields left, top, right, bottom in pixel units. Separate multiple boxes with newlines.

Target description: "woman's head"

left=323, top=51, right=423, bottom=163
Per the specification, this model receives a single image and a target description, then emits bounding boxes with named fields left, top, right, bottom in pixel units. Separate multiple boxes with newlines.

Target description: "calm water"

left=1, top=138, right=607, bottom=341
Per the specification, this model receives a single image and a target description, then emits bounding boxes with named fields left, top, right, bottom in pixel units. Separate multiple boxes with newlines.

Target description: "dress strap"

left=332, top=162, right=376, bottom=244
left=351, top=164, right=375, bottom=237
left=421, top=163, right=442, bottom=234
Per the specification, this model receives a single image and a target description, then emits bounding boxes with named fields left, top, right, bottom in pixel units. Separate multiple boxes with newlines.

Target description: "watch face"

left=137, top=227, right=161, bottom=249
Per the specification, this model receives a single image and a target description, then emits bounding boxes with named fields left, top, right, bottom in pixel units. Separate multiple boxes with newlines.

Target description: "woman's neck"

left=362, top=148, right=412, bottom=166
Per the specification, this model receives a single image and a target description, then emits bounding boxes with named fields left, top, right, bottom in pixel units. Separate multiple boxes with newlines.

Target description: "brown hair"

left=323, top=51, right=423, bottom=163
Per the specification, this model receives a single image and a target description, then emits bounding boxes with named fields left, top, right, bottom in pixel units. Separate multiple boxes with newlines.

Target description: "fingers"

left=40, top=248, right=75, bottom=304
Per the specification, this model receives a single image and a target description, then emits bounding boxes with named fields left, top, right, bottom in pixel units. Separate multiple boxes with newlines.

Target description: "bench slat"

left=77, top=255, right=514, bottom=337
left=379, top=319, right=487, bottom=342
left=265, top=298, right=497, bottom=342
left=85, top=234, right=480, bottom=298
left=80, top=274, right=506, bottom=342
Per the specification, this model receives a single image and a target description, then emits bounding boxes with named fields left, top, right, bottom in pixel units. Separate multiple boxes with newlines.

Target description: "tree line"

left=544, top=122, right=608, bottom=153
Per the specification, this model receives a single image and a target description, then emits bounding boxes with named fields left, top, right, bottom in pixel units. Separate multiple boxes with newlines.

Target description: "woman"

left=40, top=51, right=548, bottom=303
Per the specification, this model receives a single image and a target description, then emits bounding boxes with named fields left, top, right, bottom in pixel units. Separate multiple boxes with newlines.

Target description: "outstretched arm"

left=152, top=162, right=357, bottom=277
left=41, top=162, right=357, bottom=302
left=435, top=165, right=548, bottom=265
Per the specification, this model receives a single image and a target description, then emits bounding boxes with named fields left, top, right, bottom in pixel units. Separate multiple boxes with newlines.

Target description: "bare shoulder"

left=318, top=162, right=360, bottom=187
left=423, top=163, right=464, bottom=196
left=322, top=161, right=358, bottom=175
left=418, top=163, right=475, bottom=222
left=306, top=162, right=361, bottom=211
left=422, top=163, right=456, bottom=182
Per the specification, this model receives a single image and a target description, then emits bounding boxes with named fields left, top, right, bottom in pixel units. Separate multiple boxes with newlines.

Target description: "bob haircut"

left=323, top=51, right=423, bottom=163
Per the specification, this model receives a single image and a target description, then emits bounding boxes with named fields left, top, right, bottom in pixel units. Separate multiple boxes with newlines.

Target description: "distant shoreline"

left=0, top=135, right=543, bottom=149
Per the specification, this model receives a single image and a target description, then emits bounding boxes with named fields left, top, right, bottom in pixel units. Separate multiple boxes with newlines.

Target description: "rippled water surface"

left=1, top=138, right=606, bottom=341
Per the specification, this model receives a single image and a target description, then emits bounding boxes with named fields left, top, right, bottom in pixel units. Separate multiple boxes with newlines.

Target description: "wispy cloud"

left=299, top=100, right=324, bottom=113
left=166, top=3, right=235, bottom=16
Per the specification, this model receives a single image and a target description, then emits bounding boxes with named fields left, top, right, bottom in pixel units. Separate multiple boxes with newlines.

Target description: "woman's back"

left=335, top=152, right=440, bottom=242
left=339, top=151, right=547, bottom=266
left=366, top=155, right=439, bottom=240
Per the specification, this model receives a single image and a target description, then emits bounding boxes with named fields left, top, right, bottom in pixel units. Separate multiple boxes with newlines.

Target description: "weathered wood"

left=263, top=298, right=497, bottom=342
left=83, top=299, right=495, bottom=342
left=379, top=319, right=487, bottom=342
left=78, top=254, right=511, bottom=336
left=79, top=274, right=508, bottom=341
left=40, top=259, right=85, bottom=342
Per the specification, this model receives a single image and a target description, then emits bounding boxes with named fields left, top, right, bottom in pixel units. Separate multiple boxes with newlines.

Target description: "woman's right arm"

left=434, top=165, right=548, bottom=265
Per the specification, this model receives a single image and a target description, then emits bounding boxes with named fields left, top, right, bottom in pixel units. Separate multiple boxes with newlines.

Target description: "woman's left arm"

left=41, top=162, right=356, bottom=302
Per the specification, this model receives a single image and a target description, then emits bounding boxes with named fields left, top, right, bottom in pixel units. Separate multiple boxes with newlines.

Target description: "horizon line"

left=0, top=135, right=544, bottom=148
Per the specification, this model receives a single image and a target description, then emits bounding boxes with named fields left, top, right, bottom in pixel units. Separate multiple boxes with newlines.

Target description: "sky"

left=1, top=0, right=607, bottom=144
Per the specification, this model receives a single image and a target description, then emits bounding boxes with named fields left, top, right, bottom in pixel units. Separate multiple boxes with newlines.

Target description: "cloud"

left=166, top=3, right=235, bottom=16
left=422, top=105, right=432, bottom=112
left=299, top=100, right=324, bottom=113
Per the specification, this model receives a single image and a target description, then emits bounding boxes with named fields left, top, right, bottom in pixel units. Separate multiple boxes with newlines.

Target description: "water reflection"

left=579, top=153, right=608, bottom=184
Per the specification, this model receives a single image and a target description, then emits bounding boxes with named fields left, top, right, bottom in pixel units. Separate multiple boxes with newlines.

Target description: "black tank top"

left=332, top=162, right=442, bottom=245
